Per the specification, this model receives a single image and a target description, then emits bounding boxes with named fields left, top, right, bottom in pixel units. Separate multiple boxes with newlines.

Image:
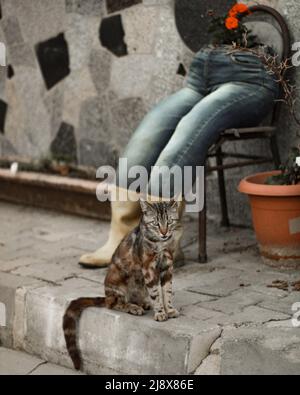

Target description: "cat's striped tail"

left=63, top=297, right=106, bottom=371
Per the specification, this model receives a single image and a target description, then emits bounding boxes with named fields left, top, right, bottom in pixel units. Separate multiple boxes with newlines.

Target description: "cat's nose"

left=160, top=226, right=168, bottom=236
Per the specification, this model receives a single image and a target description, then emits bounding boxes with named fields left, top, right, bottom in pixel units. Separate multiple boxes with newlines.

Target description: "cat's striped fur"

left=63, top=199, right=181, bottom=370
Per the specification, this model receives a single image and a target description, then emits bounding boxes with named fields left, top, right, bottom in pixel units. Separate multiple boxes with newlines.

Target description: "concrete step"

left=0, top=270, right=223, bottom=374
left=11, top=276, right=221, bottom=375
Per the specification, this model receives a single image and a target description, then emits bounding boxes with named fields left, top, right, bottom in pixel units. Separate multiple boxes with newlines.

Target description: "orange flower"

left=225, top=16, right=239, bottom=30
left=229, top=3, right=249, bottom=17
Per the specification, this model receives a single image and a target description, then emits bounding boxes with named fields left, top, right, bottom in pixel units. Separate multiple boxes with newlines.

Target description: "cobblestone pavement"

left=0, top=347, right=83, bottom=375
left=0, top=202, right=300, bottom=375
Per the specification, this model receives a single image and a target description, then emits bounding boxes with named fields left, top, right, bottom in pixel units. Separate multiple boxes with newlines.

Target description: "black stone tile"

left=175, top=0, right=236, bottom=52
left=177, top=63, right=187, bottom=77
left=0, top=99, right=7, bottom=134
left=50, top=122, right=77, bottom=163
left=106, top=0, right=142, bottom=14
left=100, top=15, right=128, bottom=57
left=7, top=65, right=14, bottom=79
left=35, top=33, right=70, bottom=90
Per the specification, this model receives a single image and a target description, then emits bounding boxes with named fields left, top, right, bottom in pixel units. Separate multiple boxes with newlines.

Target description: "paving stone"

left=198, top=289, right=269, bottom=315
left=0, top=347, right=42, bottom=375
left=259, top=292, right=300, bottom=315
left=225, top=306, right=290, bottom=326
left=0, top=256, right=48, bottom=273
left=0, top=347, right=83, bottom=375
left=187, top=273, right=244, bottom=297
left=0, top=273, right=43, bottom=347
left=194, top=354, right=221, bottom=376
left=173, top=290, right=215, bottom=310
left=30, top=361, right=84, bottom=375
left=11, top=258, right=94, bottom=284
left=220, top=326, right=300, bottom=375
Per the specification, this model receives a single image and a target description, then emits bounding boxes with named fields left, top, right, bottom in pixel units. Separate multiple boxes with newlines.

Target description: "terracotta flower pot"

left=239, top=171, right=300, bottom=269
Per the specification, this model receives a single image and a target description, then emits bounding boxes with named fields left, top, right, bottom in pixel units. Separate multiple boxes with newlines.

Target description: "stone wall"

left=0, top=0, right=239, bottom=166
left=0, top=0, right=299, bottom=225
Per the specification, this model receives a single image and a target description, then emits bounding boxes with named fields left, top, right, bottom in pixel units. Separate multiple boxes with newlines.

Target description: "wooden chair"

left=198, top=5, right=292, bottom=263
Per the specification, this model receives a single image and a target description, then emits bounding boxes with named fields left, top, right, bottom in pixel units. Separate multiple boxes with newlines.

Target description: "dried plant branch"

left=228, top=43, right=300, bottom=132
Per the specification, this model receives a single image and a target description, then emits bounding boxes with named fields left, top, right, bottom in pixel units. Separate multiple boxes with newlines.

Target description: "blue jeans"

left=118, top=46, right=279, bottom=197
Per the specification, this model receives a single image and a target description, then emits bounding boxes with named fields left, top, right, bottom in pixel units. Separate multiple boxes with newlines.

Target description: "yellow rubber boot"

left=79, top=190, right=141, bottom=268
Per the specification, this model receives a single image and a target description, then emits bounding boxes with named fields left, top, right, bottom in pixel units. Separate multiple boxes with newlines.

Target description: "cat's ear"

left=169, top=193, right=182, bottom=210
left=140, top=198, right=154, bottom=213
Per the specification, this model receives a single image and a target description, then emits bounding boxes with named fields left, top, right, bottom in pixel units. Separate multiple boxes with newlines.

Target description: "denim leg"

left=117, top=87, right=203, bottom=189
left=149, top=82, right=276, bottom=197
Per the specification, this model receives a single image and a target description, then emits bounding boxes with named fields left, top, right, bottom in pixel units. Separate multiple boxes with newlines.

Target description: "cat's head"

left=140, top=199, right=180, bottom=242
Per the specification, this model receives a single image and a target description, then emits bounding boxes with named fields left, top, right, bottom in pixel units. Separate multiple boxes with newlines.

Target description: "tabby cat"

left=63, top=199, right=181, bottom=370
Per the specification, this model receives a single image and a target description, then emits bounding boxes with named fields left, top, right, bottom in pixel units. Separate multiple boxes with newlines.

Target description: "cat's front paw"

left=154, top=311, right=168, bottom=322
left=129, top=305, right=145, bottom=316
left=167, top=308, right=180, bottom=319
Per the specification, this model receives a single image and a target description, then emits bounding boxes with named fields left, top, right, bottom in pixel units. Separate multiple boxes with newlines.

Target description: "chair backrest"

left=242, top=5, right=291, bottom=124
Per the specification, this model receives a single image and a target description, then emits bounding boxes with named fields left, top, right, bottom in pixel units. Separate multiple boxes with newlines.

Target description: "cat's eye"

left=168, top=219, right=173, bottom=225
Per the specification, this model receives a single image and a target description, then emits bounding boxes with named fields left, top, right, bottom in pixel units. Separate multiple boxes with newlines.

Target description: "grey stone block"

left=0, top=273, right=42, bottom=348
left=122, top=4, right=160, bottom=54
left=79, top=138, right=118, bottom=168
left=78, top=96, right=110, bottom=142
left=21, top=277, right=221, bottom=374
left=0, top=135, right=17, bottom=156
left=3, top=0, right=66, bottom=46
left=63, top=67, right=97, bottom=127
left=89, top=47, right=112, bottom=94
left=50, top=122, right=77, bottom=162
left=8, top=43, right=37, bottom=68
left=110, top=97, right=146, bottom=149
left=65, top=0, right=104, bottom=16
left=43, top=84, right=64, bottom=138
left=65, top=13, right=100, bottom=71
left=1, top=16, right=24, bottom=47
left=110, top=55, right=157, bottom=99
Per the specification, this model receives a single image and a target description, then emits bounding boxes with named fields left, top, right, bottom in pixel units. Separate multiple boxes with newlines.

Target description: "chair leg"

left=270, top=135, right=281, bottom=169
left=199, top=167, right=208, bottom=264
left=216, top=147, right=230, bottom=227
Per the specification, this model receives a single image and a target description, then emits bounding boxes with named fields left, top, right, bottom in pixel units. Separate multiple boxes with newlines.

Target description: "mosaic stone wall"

left=0, top=0, right=299, bottom=224
left=0, top=0, right=239, bottom=167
